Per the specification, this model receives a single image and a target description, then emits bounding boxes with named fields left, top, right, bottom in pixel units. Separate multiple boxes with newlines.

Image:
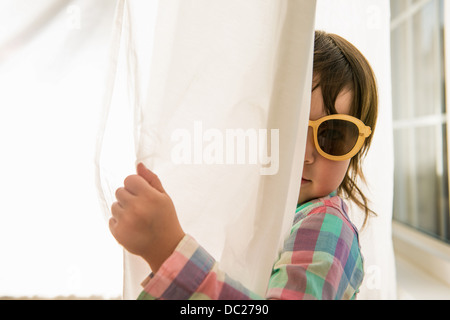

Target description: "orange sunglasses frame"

left=308, top=114, right=372, bottom=161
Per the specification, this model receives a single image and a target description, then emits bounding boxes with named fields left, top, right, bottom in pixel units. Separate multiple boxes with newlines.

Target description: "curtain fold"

left=97, top=0, right=317, bottom=299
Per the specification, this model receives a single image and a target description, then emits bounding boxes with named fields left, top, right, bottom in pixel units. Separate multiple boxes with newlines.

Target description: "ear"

left=136, top=162, right=166, bottom=194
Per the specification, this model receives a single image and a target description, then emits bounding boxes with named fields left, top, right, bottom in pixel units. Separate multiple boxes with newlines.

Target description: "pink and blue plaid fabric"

left=138, top=194, right=364, bottom=300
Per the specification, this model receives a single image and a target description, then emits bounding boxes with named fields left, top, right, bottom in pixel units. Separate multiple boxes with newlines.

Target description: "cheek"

left=316, top=159, right=350, bottom=192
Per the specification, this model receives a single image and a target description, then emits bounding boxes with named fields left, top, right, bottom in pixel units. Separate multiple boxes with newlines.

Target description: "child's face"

left=298, top=87, right=352, bottom=205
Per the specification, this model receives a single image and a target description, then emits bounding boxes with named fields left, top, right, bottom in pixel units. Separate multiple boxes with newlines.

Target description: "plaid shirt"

left=138, top=194, right=364, bottom=300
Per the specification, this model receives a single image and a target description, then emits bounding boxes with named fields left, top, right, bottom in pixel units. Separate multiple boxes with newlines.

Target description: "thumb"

left=136, top=162, right=166, bottom=194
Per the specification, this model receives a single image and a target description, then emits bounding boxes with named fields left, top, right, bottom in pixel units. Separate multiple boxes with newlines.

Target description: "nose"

left=304, top=127, right=316, bottom=164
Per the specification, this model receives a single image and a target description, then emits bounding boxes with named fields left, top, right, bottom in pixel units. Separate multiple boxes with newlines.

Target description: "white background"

left=0, top=0, right=123, bottom=298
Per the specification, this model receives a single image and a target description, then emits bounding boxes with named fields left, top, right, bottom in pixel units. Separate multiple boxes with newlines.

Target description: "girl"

left=109, top=30, right=378, bottom=300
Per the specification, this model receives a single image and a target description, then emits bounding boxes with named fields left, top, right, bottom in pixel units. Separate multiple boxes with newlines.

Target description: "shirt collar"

left=296, top=190, right=337, bottom=213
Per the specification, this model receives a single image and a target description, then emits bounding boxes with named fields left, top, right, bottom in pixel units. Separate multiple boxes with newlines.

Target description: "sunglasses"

left=308, top=114, right=372, bottom=161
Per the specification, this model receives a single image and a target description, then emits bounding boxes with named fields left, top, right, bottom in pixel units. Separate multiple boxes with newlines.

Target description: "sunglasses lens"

left=317, top=119, right=359, bottom=156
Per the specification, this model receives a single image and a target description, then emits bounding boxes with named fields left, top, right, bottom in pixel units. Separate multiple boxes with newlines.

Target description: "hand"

left=109, top=163, right=185, bottom=273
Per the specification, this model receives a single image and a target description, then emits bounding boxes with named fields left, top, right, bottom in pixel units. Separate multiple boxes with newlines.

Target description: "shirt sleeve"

left=138, top=208, right=363, bottom=300
left=137, top=234, right=263, bottom=300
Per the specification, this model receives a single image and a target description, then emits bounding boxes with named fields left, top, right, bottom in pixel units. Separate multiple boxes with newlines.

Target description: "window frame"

left=393, top=220, right=450, bottom=289
left=391, top=0, right=449, bottom=242
left=390, top=0, right=450, bottom=290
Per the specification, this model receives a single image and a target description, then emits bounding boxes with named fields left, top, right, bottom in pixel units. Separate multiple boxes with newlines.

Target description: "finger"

left=136, top=162, right=166, bottom=194
left=109, top=217, right=119, bottom=240
left=109, top=217, right=117, bottom=231
left=111, top=201, right=124, bottom=219
left=115, top=187, right=133, bottom=205
left=123, top=174, right=150, bottom=196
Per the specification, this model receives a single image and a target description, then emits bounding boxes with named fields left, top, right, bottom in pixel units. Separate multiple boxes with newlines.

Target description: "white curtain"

left=315, top=0, right=397, bottom=299
left=97, top=0, right=317, bottom=299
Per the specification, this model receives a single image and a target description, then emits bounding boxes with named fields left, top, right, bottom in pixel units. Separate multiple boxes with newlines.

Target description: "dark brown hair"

left=313, top=30, right=378, bottom=227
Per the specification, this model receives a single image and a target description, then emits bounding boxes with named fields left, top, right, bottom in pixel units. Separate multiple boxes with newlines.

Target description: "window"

left=390, top=0, right=450, bottom=243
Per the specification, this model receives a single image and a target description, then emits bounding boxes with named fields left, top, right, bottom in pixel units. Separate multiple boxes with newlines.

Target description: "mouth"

left=301, top=177, right=311, bottom=185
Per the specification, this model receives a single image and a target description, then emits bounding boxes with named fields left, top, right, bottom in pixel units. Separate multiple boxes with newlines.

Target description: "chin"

left=298, top=195, right=313, bottom=205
